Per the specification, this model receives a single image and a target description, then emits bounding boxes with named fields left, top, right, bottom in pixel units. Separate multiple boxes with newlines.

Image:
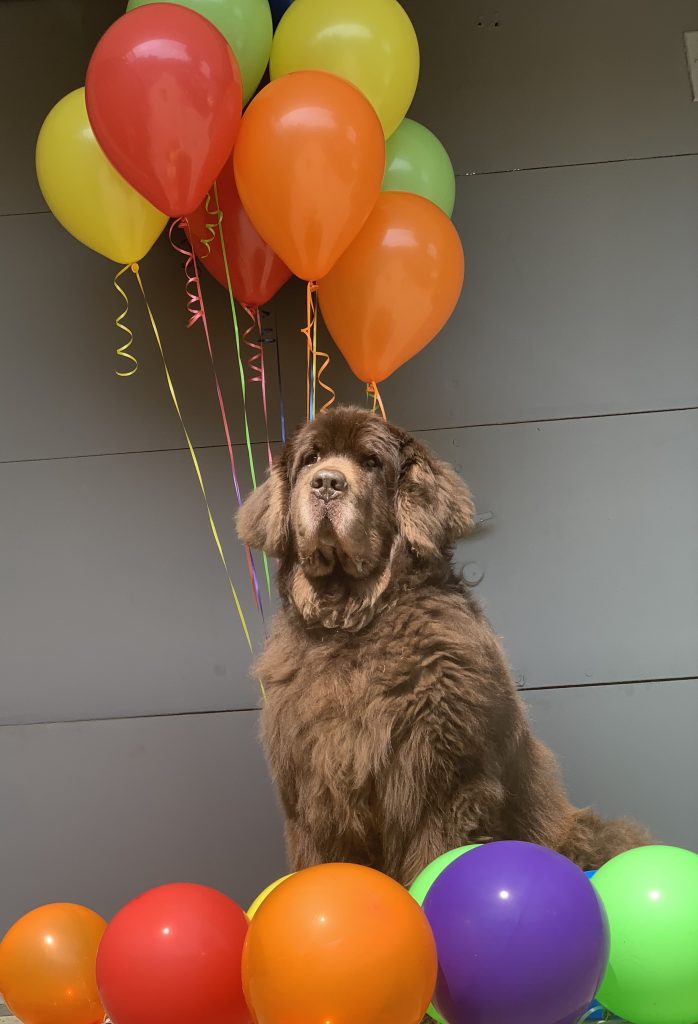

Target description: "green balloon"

left=126, top=0, right=273, bottom=104
left=593, top=845, right=698, bottom=1024
left=382, top=118, right=456, bottom=218
left=409, top=845, right=479, bottom=1024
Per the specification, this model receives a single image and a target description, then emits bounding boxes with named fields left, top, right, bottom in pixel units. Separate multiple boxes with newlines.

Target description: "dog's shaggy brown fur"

left=238, top=406, right=650, bottom=885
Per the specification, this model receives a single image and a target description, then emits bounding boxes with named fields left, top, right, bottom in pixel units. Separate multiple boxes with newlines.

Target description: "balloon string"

left=259, top=307, right=286, bottom=444
left=128, top=264, right=265, bottom=702
left=301, top=281, right=316, bottom=420
left=113, top=264, right=138, bottom=377
left=314, top=323, right=335, bottom=415
left=242, top=304, right=274, bottom=472
left=168, top=220, right=265, bottom=621
left=211, top=181, right=271, bottom=598
left=367, top=380, right=387, bottom=420
left=199, top=195, right=218, bottom=261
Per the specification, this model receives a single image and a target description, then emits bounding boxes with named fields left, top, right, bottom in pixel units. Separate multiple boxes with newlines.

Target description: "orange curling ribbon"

left=128, top=264, right=265, bottom=700
left=301, top=281, right=316, bottom=420
left=113, top=263, right=139, bottom=377
left=367, top=380, right=387, bottom=421
left=302, top=282, right=335, bottom=420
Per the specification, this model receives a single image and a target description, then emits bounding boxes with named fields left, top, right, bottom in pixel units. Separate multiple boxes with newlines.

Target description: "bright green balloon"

left=126, top=0, right=273, bottom=104
left=593, top=845, right=698, bottom=1024
left=382, top=118, right=456, bottom=217
left=409, top=845, right=479, bottom=1024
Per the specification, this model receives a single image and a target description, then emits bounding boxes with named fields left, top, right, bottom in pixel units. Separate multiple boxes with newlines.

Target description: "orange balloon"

left=0, top=903, right=106, bottom=1024
left=242, top=863, right=436, bottom=1024
left=234, top=70, right=385, bottom=281
left=318, top=191, right=465, bottom=383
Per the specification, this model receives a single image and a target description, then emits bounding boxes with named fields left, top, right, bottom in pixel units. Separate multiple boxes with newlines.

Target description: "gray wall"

left=1, top=0, right=697, bottom=935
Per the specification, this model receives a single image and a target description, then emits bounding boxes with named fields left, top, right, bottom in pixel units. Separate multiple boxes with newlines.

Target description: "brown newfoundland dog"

left=237, top=406, right=650, bottom=884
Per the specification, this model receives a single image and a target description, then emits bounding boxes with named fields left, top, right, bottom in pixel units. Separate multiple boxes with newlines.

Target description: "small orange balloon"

left=242, top=863, right=437, bottom=1024
left=0, top=903, right=106, bottom=1024
left=234, top=70, right=385, bottom=281
left=318, top=191, right=465, bottom=383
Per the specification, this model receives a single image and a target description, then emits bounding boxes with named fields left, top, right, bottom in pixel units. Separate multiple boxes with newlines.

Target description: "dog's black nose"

left=311, top=468, right=347, bottom=501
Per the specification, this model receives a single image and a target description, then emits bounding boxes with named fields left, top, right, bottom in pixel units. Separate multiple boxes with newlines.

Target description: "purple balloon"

left=423, top=841, right=609, bottom=1024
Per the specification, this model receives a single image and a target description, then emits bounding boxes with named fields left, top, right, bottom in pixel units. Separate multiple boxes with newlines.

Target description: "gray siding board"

left=0, top=710, right=286, bottom=936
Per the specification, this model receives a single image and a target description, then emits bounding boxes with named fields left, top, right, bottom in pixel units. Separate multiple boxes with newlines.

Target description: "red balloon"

left=187, top=155, right=291, bottom=306
left=96, top=883, right=250, bottom=1024
left=86, top=5, right=242, bottom=217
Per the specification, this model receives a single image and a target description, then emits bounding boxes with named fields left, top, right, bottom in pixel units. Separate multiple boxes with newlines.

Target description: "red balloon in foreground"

left=96, top=883, right=249, bottom=1024
left=187, top=155, right=291, bottom=306
left=86, top=4, right=242, bottom=216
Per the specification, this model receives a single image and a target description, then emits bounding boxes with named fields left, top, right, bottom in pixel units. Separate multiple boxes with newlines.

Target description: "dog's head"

left=237, top=406, right=474, bottom=628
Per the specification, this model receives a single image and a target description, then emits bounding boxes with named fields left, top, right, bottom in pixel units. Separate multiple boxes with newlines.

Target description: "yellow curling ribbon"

left=199, top=192, right=218, bottom=260
left=130, top=265, right=264, bottom=698
left=113, top=263, right=139, bottom=377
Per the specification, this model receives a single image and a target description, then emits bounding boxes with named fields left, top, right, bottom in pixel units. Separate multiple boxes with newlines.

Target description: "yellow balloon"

left=35, top=88, right=167, bottom=264
left=247, top=874, right=294, bottom=919
left=270, top=0, right=419, bottom=138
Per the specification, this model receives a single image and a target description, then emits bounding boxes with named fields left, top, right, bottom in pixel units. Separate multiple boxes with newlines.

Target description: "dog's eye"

left=363, top=455, right=382, bottom=470
left=302, top=451, right=320, bottom=467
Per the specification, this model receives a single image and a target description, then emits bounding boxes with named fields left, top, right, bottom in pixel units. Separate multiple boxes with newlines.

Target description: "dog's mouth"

left=295, top=505, right=374, bottom=580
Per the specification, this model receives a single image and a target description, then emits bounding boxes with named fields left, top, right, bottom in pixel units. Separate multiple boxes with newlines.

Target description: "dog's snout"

left=311, top=468, right=347, bottom=501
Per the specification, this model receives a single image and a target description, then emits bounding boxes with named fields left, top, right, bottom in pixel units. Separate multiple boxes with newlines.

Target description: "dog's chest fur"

left=255, top=584, right=511, bottom=856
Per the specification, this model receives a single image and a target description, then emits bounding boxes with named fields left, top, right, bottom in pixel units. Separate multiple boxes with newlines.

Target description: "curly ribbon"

left=113, top=264, right=138, bottom=377
left=242, top=303, right=273, bottom=472
left=198, top=196, right=218, bottom=261
left=128, top=263, right=266, bottom=701
left=211, top=181, right=272, bottom=597
left=168, top=220, right=265, bottom=620
left=301, top=281, right=335, bottom=421
left=367, top=380, right=387, bottom=421
left=258, top=306, right=286, bottom=444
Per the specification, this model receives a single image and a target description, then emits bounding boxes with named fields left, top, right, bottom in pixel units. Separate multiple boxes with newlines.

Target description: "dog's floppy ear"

left=396, top=438, right=475, bottom=558
left=236, top=463, right=289, bottom=557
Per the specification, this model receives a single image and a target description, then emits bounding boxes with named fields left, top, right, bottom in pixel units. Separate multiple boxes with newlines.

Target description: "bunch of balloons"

left=35, top=0, right=464, bottom=395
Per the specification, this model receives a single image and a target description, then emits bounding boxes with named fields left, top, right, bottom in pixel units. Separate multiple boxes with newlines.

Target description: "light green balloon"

left=593, top=845, right=698, bottom=1024
left=409, top=845, right=479, bottom=1024
left=382, top=118, right=456, bottom=217
left=126, top=0, right=273, bottom=104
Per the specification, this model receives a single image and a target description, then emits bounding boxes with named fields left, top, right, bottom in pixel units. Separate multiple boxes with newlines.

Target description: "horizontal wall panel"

left=0, top=0, right=123, bottom=215
left=524, top=679, right=698, bottom=852
left=3, top=410, right=695, bottom=725
left=5, top=0, right=696, bottom=214
left=404, top=0, right=698, bottom=173
left=382, top=155, right=698, bottom=429
left=0, top=216, right=298, bottom=462
left=423, top=410, right=698, bottom=688
left=14, top=152, right=693, bottom=464
left=0, top=711, right=286, bottom=936
left=1, top=445, right=272, bottom=726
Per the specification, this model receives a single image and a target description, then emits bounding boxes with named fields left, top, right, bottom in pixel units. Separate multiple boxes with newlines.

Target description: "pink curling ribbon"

left=168, top=219, right=265, bottom=621
left=242, top=303, right=273, bottom=472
